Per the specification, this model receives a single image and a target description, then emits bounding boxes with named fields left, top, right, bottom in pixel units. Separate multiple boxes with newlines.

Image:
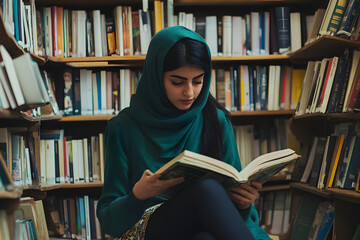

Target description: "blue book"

left=259, top=11, right=266, bottom=55
left=96, top=72, right=102, bottom=113
left=79, top=197, right=86, bottom=237
left=259, top=66, right=268, bottom=110
left=336, top=0, right=360, bottom=39
left=275, top=7, right=291, bottom=54
left=315, top=202, right=335, bottom=240
left=72, top=69, right=81, bottom=115
left=343, top=136, right=360, bottom=189
left=13, top=0, right=20, bottom=41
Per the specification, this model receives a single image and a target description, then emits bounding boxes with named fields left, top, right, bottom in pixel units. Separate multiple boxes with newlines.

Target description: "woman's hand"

left=133, top=169, right=185, bottom=200
left=227, top=181, right=262, bottom=210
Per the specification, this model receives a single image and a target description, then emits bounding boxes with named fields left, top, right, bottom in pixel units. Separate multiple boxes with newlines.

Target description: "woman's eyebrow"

left=170, top=73, right=205, bottom=80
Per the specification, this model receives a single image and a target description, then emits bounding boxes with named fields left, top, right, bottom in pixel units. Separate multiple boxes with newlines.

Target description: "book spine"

left=336, top=0, right=360, bottom=38
left=327, top=0, right=349, bottom=35
left=275, top=7, right=291, bottom=54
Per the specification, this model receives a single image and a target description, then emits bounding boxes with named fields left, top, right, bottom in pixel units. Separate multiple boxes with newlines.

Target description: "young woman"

left=96, top=26, right=271, bottom=240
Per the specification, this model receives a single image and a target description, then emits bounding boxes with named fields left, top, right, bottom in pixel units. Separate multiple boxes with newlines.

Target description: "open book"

left=157, top=148, right=300, bottom=198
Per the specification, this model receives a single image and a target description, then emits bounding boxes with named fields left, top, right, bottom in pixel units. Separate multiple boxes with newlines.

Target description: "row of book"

left=0, top=127, right=105, bottom=187
left=291, top=122, right=360, bottom=192
left=295, top=48, right=360, bottom=115
left=40, top=130, right=105, bottom=185
left=1, top=0, right=323, bottom=58
left=212, top=66, right=305, bottom=112
left=255, top=190, right=292, bottom=236
left=53, top=68, right=140, bottom=116
left=290, top=195, right=335, bottom=240
left=0, top=45, right=55, bottom=111
left=234, top=118, right=297, bottom=169
left=44, top=195, right=103, bottom=239
left=306, top=0, right=360, bottom=44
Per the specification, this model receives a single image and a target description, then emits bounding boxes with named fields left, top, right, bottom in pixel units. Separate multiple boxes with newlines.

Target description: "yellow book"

left=56, top=7, right=64, bottom=58
left=327, top=134, right=345, bottom=188
left=291, top=69, right=306, bottom=109
left=154, top=0, right=163, bottom=34
left=240, top=65, right=245, bottom=111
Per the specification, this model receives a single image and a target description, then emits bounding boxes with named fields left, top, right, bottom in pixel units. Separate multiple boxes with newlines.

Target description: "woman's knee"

left=191, top=178, right=228, bottom=201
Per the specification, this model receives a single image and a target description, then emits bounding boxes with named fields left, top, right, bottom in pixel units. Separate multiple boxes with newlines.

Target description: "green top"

left=96, top=26, right=270, bottom=239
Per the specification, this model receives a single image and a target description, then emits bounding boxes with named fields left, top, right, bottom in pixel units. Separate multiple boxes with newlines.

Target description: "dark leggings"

left=145, top=178, right=255, bottom=240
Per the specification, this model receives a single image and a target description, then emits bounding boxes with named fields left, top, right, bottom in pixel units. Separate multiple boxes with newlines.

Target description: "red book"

left=317, top=58, right=333, bottom=108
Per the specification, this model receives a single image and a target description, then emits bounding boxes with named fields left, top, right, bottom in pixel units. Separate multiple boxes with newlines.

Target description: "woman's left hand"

left=227, top=181, right=262, bottom=210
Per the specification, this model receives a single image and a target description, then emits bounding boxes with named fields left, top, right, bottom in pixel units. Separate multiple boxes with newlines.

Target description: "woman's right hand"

left=133, top=169, right=185, bottom=200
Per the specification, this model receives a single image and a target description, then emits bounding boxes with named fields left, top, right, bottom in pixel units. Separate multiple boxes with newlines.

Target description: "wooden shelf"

left=58, top=115, right=115, bottom=122
left=25, top=183, right=103, bottom=191
left=290, top=182, right=332, bottom=198
left=289, top=36, right=360, bottom=62
left=0, top=109, right=20, bottom=119
left=231, top=110, right=295, bottom=117
left=292, top=112, right=360, bottom=122
left=261, top=184, right=290, bottom=192
left=326, top=188, right=360, bottom=204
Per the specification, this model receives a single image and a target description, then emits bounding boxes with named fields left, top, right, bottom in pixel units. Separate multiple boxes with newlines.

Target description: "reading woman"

left=96, top=26, right=271, bottom=240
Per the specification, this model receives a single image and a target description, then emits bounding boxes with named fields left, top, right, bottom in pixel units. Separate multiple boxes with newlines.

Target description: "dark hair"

left=163, top=38, right=230, bottom=160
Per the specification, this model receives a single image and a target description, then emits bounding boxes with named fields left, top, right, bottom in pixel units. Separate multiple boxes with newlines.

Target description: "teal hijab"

left=124, top=26, right=212, bottom=158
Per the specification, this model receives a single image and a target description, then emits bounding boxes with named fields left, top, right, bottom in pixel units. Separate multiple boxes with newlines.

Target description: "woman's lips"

left=181, top=99, right=193, bottom=105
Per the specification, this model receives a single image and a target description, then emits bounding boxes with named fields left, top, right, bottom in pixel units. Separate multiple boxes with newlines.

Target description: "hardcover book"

left=157, top=148, right=300, bottom=198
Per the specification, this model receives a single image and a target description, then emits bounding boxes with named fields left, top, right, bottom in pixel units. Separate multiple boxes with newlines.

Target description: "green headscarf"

left=124, top=26, right=212, bottom=158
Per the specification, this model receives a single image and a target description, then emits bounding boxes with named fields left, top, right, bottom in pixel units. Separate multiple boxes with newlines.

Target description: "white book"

left=77, top=10, right=87, bottom=57
left=290, top=12, right=302, bottom=53
left=100, top=70, right=107, bottom=114
left=185, top=13, right=194, bottom=31
left=306, top=9, right=326, bottom=44
left=84, top=196, right=91, bottom=240
left=232, top=16, right=243, bottom=56
left=178, top=12, right=186, bottom=27
left=0, top=46, right=26, bottom=107
left=94, top=200, right=102, bottom=239
left=222, top=16, right=232, bottom=56
left=268, top=65, right=276, bottom=110
left=77, top=139, right=85, bottom=183
left=114, top=6, right=124, bottom=56
left=250, top=12, right=260, bottom=56
left=45, top=139, right=55, bottom=184
left=318, top=0, right=337, bottom=37
left=270, top=190, right=285, bottom=235
left=167, top=0, right=174, bottom=27
left=101, top=14, right=108, bottom=56
left=310, top=58, right=329, bottom=113
left=72, top=140, right=79, bottom=183
left=25, top=148, right=32, bottom=185
left=319, top=57, right=339, bottom=113
left=139, top=9, right=151, bottom=55
left=0, top=70, right=10, bottom=109
left=205, top=16, right=218, bottom=56
left=92, top=10, right=103, bottom=57
left=83, top=138, right=89, bottom=183
left=40, top=139, right=46, bottom=184
left=12, top=53, right=46, bottom=105
left=0, top=65, right=17, bottom=109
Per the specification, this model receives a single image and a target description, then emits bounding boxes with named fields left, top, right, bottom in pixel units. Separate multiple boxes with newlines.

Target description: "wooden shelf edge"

left=24, top=183, right=104, bottom=191
left=290, top=182, right=332, bottom=198
left=58, top=114, right=115, bottom=121
left=326, top=188, right=360, bottom=203
left=292, top=112, right=360, bottom=121
left=231, top=110, right=295, bottom=116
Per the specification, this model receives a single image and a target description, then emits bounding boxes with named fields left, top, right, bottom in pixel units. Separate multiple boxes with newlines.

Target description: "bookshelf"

left=3, top=0, right=359, bottom=239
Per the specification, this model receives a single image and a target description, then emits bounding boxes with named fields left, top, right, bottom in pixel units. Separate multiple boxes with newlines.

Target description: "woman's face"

left=163, top=65, right=205, bottom=111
